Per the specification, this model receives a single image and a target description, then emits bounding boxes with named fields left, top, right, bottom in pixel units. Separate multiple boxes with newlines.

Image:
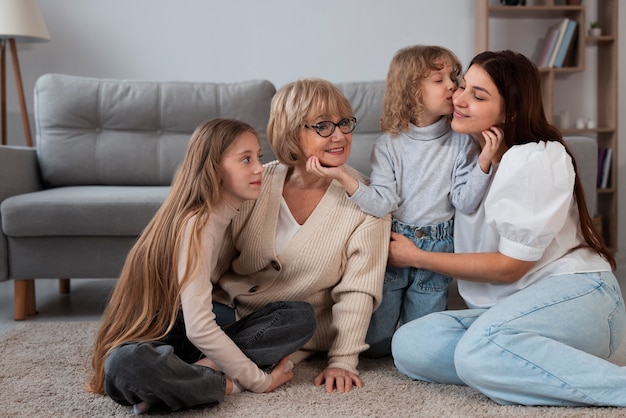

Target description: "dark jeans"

left=104, top=301, right=316, bottom=411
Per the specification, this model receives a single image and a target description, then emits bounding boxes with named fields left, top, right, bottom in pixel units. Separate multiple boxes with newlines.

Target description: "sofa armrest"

left=0, top=145, right=42, bottom=280
left=0, top=146, right=42, bottom=200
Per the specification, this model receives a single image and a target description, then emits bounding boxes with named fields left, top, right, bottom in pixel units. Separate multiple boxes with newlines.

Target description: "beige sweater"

left=179, top=202, right=272, bottom=393
left=214, top=162, right=390, bottom=374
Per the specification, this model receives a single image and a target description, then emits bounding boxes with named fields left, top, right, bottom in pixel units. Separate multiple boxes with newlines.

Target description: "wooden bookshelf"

left=474, top=0, right=618, bottom=252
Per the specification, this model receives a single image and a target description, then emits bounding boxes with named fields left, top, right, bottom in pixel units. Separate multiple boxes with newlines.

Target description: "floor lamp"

left=0, top=0, right=50, bottom=147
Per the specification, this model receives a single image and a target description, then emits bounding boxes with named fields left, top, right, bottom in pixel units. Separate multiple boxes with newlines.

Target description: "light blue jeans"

left=364, top=218, right=453, bottom=358
left=392, top=271, right=626, bottom=406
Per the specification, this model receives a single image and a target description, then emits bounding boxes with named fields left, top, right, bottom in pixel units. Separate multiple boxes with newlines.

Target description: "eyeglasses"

left=303, top=117, right=357, bottom=138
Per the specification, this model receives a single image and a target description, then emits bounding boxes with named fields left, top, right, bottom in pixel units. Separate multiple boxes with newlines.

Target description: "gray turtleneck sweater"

left=350, top=117, right=490, bottom=226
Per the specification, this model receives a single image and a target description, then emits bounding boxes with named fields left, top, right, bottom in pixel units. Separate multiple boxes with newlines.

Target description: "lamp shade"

left=0, top=0, right=50, bottom=42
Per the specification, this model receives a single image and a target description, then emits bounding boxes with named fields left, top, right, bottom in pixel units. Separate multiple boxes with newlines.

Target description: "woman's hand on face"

left=306, top=155, right=345, bottom=180
left=264, top=357, right=295, bottom=393
left=306, top=156, right=359, bottom=196
left=388, top=231, right=421, bottom=269
left=478, top=125, right=505, bottom=173
left=314, top=367, right=363, bottom=393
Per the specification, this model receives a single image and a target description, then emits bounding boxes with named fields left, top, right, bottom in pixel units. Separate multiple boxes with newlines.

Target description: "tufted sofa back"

left=34, top=74, right=276, bottom=187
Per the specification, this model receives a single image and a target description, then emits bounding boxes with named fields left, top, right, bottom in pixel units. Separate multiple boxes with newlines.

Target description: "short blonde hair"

left=268, top=78, right=353, bottom=166
left=381, top=45, right=462, bottom=135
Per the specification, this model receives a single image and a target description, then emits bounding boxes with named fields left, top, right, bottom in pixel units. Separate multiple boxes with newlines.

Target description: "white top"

left=276, top=197, right=300, bottom=254
left=455, top=141, right=611, bottom=308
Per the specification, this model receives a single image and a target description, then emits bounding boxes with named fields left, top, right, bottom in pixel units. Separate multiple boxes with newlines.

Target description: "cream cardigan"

left=214, top=161, right=390, bottom=374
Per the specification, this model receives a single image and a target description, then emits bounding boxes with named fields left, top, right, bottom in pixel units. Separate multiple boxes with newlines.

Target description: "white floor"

left=1, top=276, right=626, bottom=366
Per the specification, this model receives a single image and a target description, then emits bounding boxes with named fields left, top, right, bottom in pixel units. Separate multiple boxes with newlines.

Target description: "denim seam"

left=492, top=280, right=604, bottom=329
left=238, top=302, right=285, bottom=350
left=483, top=334, right=599, bottom=404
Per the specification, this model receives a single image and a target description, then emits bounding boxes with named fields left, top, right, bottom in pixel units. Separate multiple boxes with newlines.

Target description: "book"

left=535, top=24, right=560, bottom=68
left=597, top=147, right=607, bottom=187
left=560, top=26, right=579, bottom=67
left=600, top=147, right=613, bottom=189
left=548, top=18, right=571, bottom=68
left=553, top=19, right=578, bottom=68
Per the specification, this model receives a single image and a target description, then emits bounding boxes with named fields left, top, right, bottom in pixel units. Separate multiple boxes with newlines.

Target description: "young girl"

left=390, top=50, right=624, bottom=407
left=87, top=118, right=316, bottom=414
left=307, top=45, right=501, bottom=357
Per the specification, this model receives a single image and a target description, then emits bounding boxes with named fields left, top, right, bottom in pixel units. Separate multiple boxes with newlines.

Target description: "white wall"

left=16, top=0, right=476, bottom=89
left=3, top=0, right=625, bottom=277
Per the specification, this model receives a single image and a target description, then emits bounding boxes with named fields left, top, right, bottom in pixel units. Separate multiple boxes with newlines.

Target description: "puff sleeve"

left=484, top=142, right=575, bottom=262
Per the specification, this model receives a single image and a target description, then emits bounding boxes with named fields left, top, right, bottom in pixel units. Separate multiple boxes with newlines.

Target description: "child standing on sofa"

left=88, top=118, right=315, bottom=414
left=307, top=45, right=502, bottom=357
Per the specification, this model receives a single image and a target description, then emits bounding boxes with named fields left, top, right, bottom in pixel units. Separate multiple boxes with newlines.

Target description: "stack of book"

left=597, top=147, right=613, bottom=189
left=535, top=18, right=579, bottom=68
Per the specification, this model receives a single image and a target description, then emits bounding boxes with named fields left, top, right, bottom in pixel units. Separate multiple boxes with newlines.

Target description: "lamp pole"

left=0, top=38, right=33, bottom=146
left=0, top=0, right=50, bottom=147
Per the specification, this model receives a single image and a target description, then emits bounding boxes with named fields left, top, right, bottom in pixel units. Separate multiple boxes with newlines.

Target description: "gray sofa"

left=0, top=74, right=597, bottom=319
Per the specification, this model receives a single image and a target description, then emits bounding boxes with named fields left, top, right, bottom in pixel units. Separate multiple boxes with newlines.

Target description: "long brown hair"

left=381, top=45, right=462, bottom=135
left=471, top=50, right=614, bottom=269
left=87, top=118, right=259, bottom=394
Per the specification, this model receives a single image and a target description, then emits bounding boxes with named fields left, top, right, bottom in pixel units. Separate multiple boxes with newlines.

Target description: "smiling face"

left=219, top=130, right=264, bottom=208
left=419, top=62, right=458, bottom=126
left=451, top=64, right=505, bottom=136
left=299, top=112, right=352, bottom=168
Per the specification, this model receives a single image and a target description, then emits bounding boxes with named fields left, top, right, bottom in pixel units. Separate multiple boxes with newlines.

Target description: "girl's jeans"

left=392, top=271, right=626, bottom=406
left=104, top=301, right=316, bottom=411
left=364, top=218, right=453, bottom=358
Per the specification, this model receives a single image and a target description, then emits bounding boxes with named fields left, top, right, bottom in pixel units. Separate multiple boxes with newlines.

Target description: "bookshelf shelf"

left=488, top=5, right=583, bottom=16
left=474, top=0, right=618, bottom=252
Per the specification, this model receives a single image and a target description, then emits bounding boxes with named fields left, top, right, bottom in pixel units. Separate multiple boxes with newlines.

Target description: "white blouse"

left=455, top=141, right=612, bottom=308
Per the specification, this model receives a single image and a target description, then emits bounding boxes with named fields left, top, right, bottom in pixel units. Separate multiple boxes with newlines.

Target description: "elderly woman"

left=213, top=78, right=390, bottom=393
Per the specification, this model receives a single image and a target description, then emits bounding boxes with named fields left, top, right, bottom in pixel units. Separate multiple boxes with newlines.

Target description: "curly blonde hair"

left=381, top=45, right=462, bottom=135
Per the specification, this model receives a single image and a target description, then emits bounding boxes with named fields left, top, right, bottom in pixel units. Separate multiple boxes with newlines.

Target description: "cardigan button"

left=270, top=260, right=281, bottom=271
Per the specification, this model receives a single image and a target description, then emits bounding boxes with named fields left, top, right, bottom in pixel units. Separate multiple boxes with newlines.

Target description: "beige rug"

left=0, top=322, right=623, bottom=417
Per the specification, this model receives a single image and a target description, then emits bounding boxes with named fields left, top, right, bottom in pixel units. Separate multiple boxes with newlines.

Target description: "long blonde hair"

left=87, top=118, right=259, bottom=394
left=381, top=45, right=462, bottom=135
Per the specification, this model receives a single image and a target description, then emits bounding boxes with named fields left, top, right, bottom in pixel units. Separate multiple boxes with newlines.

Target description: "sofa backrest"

left=336, top=80, right=385, bottom=176
left=34, top=74, right=276, bottom=187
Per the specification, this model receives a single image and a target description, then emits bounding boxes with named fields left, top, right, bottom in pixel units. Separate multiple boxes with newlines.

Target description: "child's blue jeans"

left=364, top=218, right=453, bottom=358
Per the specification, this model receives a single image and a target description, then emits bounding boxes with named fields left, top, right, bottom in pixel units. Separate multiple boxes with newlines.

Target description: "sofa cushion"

left=34, top=74, right=276, bottom=187
left=1, top=186, right=169, bottom=236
